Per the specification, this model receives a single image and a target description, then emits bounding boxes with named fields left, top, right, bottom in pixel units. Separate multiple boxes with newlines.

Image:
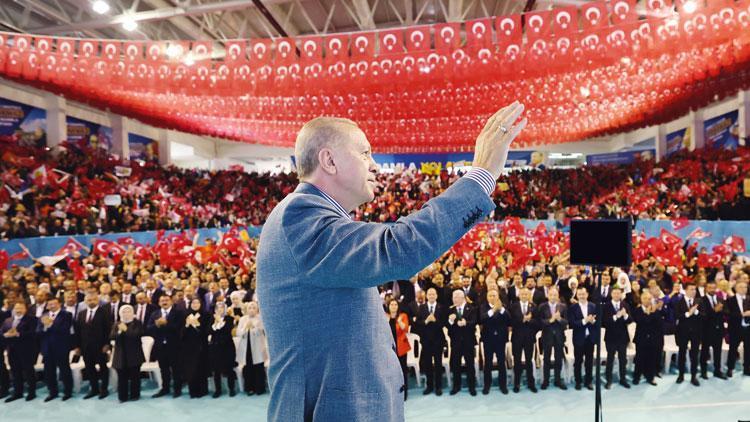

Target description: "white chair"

left=563, top=329, right=575, bottom=382
left=233, top=336, right=244, bottom=387
left=70, top=351, right=86, bottom=393
left=139, top=336, right=162, bottom=388
left=663, top=334, right=680, bottom=374
left=405, top=333, right=422, bottom=387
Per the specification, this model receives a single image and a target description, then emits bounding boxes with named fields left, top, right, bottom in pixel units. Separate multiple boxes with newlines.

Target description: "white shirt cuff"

left=463, top=167, right=496, bottom=196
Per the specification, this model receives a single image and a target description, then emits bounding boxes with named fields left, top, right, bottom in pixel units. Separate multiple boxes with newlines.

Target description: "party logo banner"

left=66, top=116, right=113, bottom=151
left=586, top=149, right=655, bottom=166
left=665, top=127, right=691, bottom=157
left=128, top=133, right=159, bottom=162
left=704, top=110, right=739, bottom=150
left=0, top=97, right=46, bottom=147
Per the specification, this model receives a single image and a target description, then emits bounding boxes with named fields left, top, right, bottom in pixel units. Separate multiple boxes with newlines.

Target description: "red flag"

left=434, top=23, right=461, bottom=53
left=581, top=2, right=609, bottom=29
left=8, top=250, right=29, bottom=261
left=686, top=227, right=712, bottom=240
left=379, top=29, right=404, bottom=55
left=350, top=32, right=376, bottom=59
left=66, top=257, right=85, bottom=280
left=274, top=38, right=297, bottom=66
left=724, top=235, right=746, bottom=253
left=659, top=229, right=683, bottom=251
left=0, top=250, right=8, bottom=270
left=466, top=18, right=493, bottom=51
left=405, top=27, right=430, bottom=52
left=324, top=34, right=349, bottom=63
left=610, top=0, right=638, bottom=24
left=495, top=14, right=523, bottom=50
left=670, top=217, right=690, bottom=231
left=299, top=37, right=323, bottom=64
left=525, top=10, right=553, bottom=42
left=224, top=40, right=248, bottom=63
left=698, top=253, right=722, bottom=268
left=249, top=40, right=273, bottom=68
left=54, top=237, right=86, bottom=257
left=552, top=6, right=578, bottom=35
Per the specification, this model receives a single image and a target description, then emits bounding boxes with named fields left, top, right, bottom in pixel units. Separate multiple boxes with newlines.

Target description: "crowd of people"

left=1, top=142, right=748, bottom=240
left=0, top=219, right=747, bottom=403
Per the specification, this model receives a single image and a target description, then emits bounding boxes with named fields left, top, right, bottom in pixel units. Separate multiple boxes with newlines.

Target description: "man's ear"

left=317, top=148, right=337, bottom=175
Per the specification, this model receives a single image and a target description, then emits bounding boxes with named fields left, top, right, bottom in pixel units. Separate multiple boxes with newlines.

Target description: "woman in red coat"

left=386, top=299, right=411, bottom=401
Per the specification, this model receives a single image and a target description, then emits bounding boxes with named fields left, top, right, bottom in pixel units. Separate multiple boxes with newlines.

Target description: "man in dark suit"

left=510, top=288, right=538, bottom=393
left=147, top=294, right=185, bottom=398
left=134, top=292, right=157, bottom=325
left=603, top=287, right=631, bottom=389
left=532, top=276, right=552, bottom=306
left=0, top=302, right=9, bottom=398
left=415, top=288, right=446, bottom=396
left=569, top=286, right=598, bottom=390
left=507, top=274, right=524, bottom=304
left=590, top=271, right=613, bottom=305
left=447, top=289, right=477, bottom=396
left=37, top=297, right=73, bottom=401
left=538, top=287, right=567, bottom=390
left=700, top=280, right=727, bottom=379
left=726, top=280, right=750, bottom=376
left=460, top=276, right=479, bottom=305
left=203, top=282, right=220, bottom=313
left=104, top=292, right=123, bottom=324
left=479, top=289, right=510, bottom=394
left=407, top=290, right=426, bottom=336
left=75, top=292, right=112, bottom=399
left=674, top=283, right=702, bottom=386
left=144, top=279, right=164, bottom=306
left=120, top=282, right=137, bottom=307
left=632, top=291, right=661, bottom=386
left=1, top=302, right=38, bottom=402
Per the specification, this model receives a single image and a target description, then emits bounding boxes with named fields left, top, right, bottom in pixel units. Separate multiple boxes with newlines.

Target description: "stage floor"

left=2, top=374, right=749, bottom=421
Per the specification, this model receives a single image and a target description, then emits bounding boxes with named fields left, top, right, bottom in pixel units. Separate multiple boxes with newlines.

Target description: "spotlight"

left=166, top=44, right=182, bottom=59
left=92, top=0, right=110, bottom=14
left=682, top=0, right=697, bottom=14
left=122, top=17, right=138, bottom=32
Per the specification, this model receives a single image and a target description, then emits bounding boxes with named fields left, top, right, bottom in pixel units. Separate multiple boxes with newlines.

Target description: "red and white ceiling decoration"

left=1, top=0, right=750, bottom=153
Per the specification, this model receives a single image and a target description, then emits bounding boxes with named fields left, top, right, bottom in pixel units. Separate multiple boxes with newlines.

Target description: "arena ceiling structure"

left=0, top=0, right=748, bottom=153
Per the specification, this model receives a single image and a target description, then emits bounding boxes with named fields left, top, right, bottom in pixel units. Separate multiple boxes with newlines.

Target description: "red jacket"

left=392, top=312, right=411, bottom=357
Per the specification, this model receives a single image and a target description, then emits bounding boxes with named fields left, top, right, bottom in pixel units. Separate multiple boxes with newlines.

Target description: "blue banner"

left=372, top=151, right=544, bottom=169
left=586, top=149, right=655, bottom=166
left=704, top=110, right=739, bottom=150
left=0, top=97, right=46, bottom=147
left=665, top=127, right=690, bottom=157
left=66, top=116, right=113, bottom=151
left=128, top=133, right=159, bottom=162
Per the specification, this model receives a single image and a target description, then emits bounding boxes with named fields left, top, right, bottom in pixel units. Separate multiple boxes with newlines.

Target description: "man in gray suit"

left=258, top=102, right=526, bottom=421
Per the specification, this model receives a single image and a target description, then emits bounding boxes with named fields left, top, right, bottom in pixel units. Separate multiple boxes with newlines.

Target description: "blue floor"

left=2, top=374, right=749, bottom=421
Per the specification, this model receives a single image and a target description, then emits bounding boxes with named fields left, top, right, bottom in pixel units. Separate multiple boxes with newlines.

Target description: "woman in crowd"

left=208, top=301, right=236, bottom=397
left=181, top=298, right=209, bottom=398
left=111, top=305, right=144, bottom=403
left=236, top=301, right=268, bottom=396
left=386, top=298, right=411, bottom=401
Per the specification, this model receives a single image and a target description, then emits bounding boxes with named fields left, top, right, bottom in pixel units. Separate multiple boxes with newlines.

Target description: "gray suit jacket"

left=257, top=176, right=494, bottom=422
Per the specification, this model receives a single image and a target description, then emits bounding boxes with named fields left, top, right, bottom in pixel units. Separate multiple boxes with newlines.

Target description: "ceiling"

left=0, top=0, right=539, bottom=44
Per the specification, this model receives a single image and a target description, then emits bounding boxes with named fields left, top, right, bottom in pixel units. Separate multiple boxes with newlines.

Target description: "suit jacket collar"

left=295, top=182, right=352, bottom=220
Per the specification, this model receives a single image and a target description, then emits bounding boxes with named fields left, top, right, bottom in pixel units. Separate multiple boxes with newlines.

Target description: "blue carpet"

left=2, top=374, right=749, bottom=421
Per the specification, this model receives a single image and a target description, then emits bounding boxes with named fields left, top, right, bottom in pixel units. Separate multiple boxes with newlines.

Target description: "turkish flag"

left=581, top=2, right=609, bottom=29
left=670, top=217, right=690, bottom=231
left=724, top=235, right=746, bottom=253
left=54, top=237, right=86, bottom=257
left=610, top=0, right=638, bottom=24
left=224, top=40, right=248, bottom=63
left=123, top=42, right=144, bottom=62
left=250, top=40, right=272, bottom=69
left=434, top=23, right=461, bottom=53
left=101, top=40, right=121, bottom=61
left=659, top=229, right=683, bottom=251
left=495, top=14, right=523, bottom=50
left=379, top=29, right=404, bottom=55
left=646, top=0, right=672, bottom=13
left=299, top=37, right=323, bottom=64
left=324, top=34, right=349, bottom=63
left=466, top=18, right=493, bottom=51
left=0, top=250, right=8, bottom=270
left=351, top=32, right=376, bottom=59
left=552, top=6, right=578, bottom=35
left=525, top=10, right=553, bottom=42
left=274, top=38, right=297, bottom=66
left=405, top=28, right=430, bottom=52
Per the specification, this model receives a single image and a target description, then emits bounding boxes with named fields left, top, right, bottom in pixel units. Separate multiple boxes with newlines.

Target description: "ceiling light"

left=122, top=17, right=138, bottom=32
left=92, top=0, right=110, bottom=15
left=682, top=0, right=697, bottom=14
left=166, top=44, right=182, bottom=59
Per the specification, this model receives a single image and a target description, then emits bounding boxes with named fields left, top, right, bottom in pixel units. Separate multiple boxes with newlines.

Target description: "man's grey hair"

left=294, top=116, right=359, bottom=179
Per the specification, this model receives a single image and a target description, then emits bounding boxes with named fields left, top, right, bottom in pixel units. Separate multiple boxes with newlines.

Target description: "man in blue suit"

left=569, top=286, right=599, bottom=390
left=258, top=103, right=527, bottom=421
left=37, top=297, right=74, bottom=401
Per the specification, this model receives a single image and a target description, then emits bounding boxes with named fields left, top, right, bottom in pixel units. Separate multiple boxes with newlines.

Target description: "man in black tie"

left=1, top=302, right=38, bottom=402
left=699, top=280, right=727, bottom=380
left=147, top=295, right=185, bottom=398
left=603, top=287, right=631, bottom=389
left=37, top=297, right=74, bottom=401
left=591, top=271, right=612, bottom=305
left=461, top=276, right=479, bottom=304
left=416, top=288, right=446, bottom=396
left=120, top=282, right=136, bottom=306
left=674, top=283, right=702, bottom=386
left=479, top=289, right=510, bottom=395
left=447, top=289, right=477, bottom=396
left=144, top=279, right=164, bottom=306
left=134, top=292, right=156, bottom=325
left=105, top=292, right=122, bottom=324
left=510, top=288, right=538, bottom=393
left=532, top=275, right=552, bottom=306
left=569, top=286, right=597, bottom=390
left=726, top=280, right=750, bottom=376
left=75, top=292, right=112, bottom=399
left=538, top=287, right=567, bottom=390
